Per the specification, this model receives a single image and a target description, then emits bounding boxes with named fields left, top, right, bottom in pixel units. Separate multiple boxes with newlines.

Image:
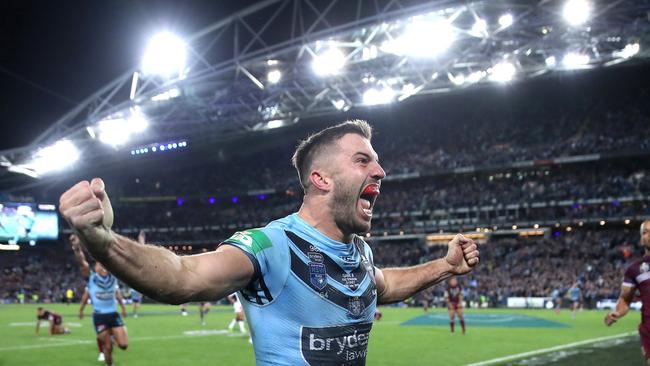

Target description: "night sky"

left=0, top=1, right=260, bottom=151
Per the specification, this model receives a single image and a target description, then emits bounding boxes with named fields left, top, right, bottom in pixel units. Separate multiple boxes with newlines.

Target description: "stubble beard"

left=329, top=178, right=371, bottom=237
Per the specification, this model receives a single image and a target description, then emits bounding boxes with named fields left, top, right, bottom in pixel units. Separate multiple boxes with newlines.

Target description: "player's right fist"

left=604, top=311, right=619, bottom=326
left=59, top=178, right=114, bottom=253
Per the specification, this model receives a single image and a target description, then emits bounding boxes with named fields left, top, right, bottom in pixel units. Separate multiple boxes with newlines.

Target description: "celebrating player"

left=59, top=120, right=480, bottom=365
left=71, top=234, right=128, bottom=366
left=445, top=277, right=465, bottom=334
left=35, top=307, right=70, bottom=336
left=605, top=220, right=650, bottom=365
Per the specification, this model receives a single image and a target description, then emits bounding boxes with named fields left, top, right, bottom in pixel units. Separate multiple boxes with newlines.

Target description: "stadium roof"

left=1, top=0, right=650, bottom=185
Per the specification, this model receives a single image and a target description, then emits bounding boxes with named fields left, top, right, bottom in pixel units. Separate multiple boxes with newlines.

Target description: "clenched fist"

left=445, top=234, right=480, bottom=275
left=59, top=178, right=114, bottom=254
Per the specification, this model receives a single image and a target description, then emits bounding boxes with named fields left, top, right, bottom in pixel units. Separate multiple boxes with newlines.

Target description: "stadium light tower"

left=382, top=16, right=455, bottom=58
left=142, top=32, right=188, bottom=79
left=563, top=0, right=591, bottom=26
left=20, top=140, right=80, bottom=177
left=312, top=47, right=346, bottom=76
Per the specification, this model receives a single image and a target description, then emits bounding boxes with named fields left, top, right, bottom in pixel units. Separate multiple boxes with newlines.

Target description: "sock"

left=200, top=310, right=205, bottom=322
left=450, top=321, right=455, bottom=333
left=97, top=338, right=104, bottom=353
left=228, top=319, right=236, bottom=330
left=238, top=321, right=246, bottom=333
left=460, top=320, right=465, bottom=333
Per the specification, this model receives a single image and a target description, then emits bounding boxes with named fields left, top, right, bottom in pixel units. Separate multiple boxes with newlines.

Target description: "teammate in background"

left=199, top=301, right=211, bottom=325
left=605, top=220, right=650, bottom=365
left=568, top=282, right=582, bottom=319
left=445, top=277, right=465, bottom=334
left=66, top=288, right=74, bottom=305
left=71, top=234, right=128, bottom=366
left=180, top=303, right=188, bottom=316
left=131, top=289, right=142, bottom=318
left=35, top=307, right=70, bottom=335
left=59, top=120, right=480, bottom=365
left=227, top=294, right=246, bottom=333
left=551, top=287, right=561, bottom=315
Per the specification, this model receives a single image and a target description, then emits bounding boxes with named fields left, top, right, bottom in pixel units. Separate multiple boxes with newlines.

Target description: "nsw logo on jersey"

left=309, top=262, right=327, bottom=290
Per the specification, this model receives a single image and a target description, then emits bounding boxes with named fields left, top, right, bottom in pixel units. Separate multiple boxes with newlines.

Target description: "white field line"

left=465, top=332, right=636, bottom=366
left=0, top=328, right=244, bottom=352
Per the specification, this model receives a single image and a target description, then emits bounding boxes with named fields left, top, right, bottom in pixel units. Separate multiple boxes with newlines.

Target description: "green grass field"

left=0, top=304, right=645, bottom=365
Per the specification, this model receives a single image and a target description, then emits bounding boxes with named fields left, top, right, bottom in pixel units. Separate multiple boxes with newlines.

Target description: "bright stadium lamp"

left=362, top=86, right=395, bottom=105
left=382, top=17, right=455, bottom=58
left=614, top=43, right=640, bottom=59
left=98, top=117, right=130, bottom=146
left=267, top=69, right=282, bottom=84
left=142, top=32, right=187, bottom=79
left=128, top=107, right=148, bottom=133
left=470, top=18, right=488, bottom=37
left=26, top=140, right=80, bottom=175
left=498, top=13, right=514, bottom=28
left=563, top=0, right=591, bottom=26
left=562, top=52, right=590, bottom=68
left=312, top=47, right=346, bottom=76
left=489, top=62, right=516, bottom=82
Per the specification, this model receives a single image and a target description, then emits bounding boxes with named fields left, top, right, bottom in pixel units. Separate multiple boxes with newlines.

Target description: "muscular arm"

left=70, top=236, right=90, bottom=279
left=604, top=285, right=635, bottom=326
left=375, top=234, right=479, bottom=305
left=98, top=234, right=254, bottom=304
left=115, top=289, right=127, bottom=317
left=60, top=179, right=255, bottom=305
left=79, top=289, right=89, bottom=318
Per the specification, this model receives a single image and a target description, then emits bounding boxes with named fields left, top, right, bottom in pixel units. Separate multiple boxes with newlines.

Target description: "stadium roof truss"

left=2, top=0, right=650, bottom=180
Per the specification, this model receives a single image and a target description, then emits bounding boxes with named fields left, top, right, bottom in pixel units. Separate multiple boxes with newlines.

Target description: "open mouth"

left=359, top=183, right=380, bottom=218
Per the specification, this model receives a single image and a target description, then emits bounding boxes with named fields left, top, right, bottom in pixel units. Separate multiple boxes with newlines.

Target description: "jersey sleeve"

left=220, top=228, right=276, bottom=280
left=623, top=264, right=638, bottom=288
left=220, top=228, right=287, bottom=305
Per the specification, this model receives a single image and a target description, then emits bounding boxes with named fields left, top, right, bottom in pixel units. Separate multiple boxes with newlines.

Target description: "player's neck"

left=297, top=203, right=352, bottom=244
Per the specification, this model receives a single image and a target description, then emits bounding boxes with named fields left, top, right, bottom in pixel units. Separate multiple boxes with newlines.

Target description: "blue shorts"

left=92, top=312, right=124, bottom=334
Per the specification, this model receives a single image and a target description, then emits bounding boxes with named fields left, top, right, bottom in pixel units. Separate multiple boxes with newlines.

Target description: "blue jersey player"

left=60, top=120, right=480, bottom=365
left=71, top=234, right=128, bottom=366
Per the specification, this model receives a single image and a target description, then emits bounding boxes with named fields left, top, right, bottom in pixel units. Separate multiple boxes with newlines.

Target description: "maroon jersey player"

left=36, top=307, right=70, bottom=335
left=445, top=277, right=465, bottom=334
left=605, top=220, right=650, bottom=364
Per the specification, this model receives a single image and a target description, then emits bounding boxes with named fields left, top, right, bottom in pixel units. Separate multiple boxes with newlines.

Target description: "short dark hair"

left=292, top=120, right=373, bottom=192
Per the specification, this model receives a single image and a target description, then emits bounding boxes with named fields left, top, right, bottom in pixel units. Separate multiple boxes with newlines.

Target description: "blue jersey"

left=87, top=272, right=119, bottom=314
left=131, top=289, right=141, bottom=301
left=222, top=213, right=377, bottom=366
left=569, top=287, right=581, bottom=301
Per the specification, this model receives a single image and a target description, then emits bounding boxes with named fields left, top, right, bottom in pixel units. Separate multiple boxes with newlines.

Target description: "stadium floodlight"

left=98, top=118, right=130, bottom=146
left=498, top=13, right=514, bottom=29
left=25, top=139, right=80, bottom=176
left=142, top=32, right=187, bottom=79
left=362, top=86, right=395, bottom=105
left=361, top=45, right=378, bottom=60
left=467, top=70, right=487, bottom=84
left=614, top=43, right=640, bottom=59
left=489, top=62, right=516, bottom=82
left=128, top=107, right=148, bottom=133
left=151, top=88, right=180, bottom=102
left=382, top=16, right=455, bottom=58
left=447, top=72, right=465, bottom=86
left=332, top=99, right=348, bottom=111
left=545, top=56, right=557, bottom=67
left=266, top=119, right=285, bottom=129
left=470, top=18, right=488, bottom=37
left=312, top=47, right=346, bottom=76
left=267, top=69, right=282, bottom=84
left=562, top=52, right=590, bottom=68
left=563, top=0, right=591, bottom=26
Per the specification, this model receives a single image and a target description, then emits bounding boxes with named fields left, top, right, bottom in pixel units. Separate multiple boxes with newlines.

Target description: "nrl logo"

left=641, top=262, right=649, bottom=273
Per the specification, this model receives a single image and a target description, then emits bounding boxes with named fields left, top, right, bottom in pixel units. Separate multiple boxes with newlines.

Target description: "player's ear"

left=309, top=169, right=331, bottom=192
